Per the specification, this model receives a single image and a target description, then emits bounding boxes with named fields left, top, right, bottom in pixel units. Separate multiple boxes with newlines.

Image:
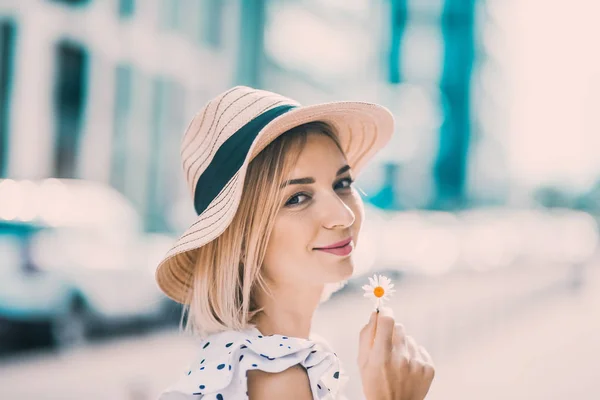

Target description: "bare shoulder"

left=247, top=364, right=313, bottom=399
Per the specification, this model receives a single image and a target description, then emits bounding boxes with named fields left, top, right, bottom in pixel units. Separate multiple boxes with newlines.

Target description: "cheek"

left=267, top=217, right=298, bottom=254
left=263, top=225, right=284, bottom=266
left=262, top=216, right=310, bottom=277
left=348, top=191, right=365, bottom=232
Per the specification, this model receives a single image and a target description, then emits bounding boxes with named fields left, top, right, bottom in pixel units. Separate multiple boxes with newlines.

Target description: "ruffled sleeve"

left=159, top=327, right=348, bottom=400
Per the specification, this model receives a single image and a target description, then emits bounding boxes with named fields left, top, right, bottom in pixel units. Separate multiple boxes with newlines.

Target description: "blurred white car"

left=371, top=210, right=461, bottom=277
left=515, top=208, right=599, bottom=265
left=456, top=208, right=524, bottom=272
left=0, top=179, right=176, bottom=349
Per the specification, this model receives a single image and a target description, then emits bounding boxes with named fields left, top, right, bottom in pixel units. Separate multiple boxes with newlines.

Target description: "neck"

left=252, top=283, right=323, bottom=339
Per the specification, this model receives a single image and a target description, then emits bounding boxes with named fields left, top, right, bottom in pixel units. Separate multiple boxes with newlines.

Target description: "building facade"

left=0, top=0, right=241, bottom=231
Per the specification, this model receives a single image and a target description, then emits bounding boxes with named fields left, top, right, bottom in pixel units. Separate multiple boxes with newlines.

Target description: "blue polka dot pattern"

left=161, top=327, right=346, bottom=399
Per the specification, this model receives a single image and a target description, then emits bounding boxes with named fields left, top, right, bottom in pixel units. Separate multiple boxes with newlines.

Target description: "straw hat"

left=155, top=86, right=394, bottom=304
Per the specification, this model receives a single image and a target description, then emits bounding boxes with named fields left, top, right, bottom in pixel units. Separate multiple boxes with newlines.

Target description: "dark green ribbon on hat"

left=194, top=104, right=297, bottom=215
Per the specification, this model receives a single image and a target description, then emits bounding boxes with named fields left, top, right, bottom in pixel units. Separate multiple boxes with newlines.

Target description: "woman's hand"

left=357, top=307, right=435, bottom=400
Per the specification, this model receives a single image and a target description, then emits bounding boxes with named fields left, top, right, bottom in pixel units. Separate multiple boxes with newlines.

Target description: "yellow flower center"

left=373, top=286, right=385, bottom=298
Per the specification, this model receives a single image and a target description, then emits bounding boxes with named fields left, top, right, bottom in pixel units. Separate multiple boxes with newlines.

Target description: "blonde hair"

left=178, top=121, right=344, bottom=337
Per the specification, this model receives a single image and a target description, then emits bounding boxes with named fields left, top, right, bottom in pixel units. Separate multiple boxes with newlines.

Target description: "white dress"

left=159, top=326, right=349, bottom=400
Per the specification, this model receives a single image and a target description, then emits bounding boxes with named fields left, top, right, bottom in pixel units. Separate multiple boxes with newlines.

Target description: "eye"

left=335, top=177, right=354, bottom=190
left=285, top=192, right=311, bottom=207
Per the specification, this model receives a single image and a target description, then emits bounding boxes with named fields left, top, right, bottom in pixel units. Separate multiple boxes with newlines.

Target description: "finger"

left=392, top=323, right=407, bottom=354
left=371, top=310, right=379, bottom=347
left=372, top=307, right=395, bottom=359
left=358, top=311, right=378, bottom=345
left=418, top=345, right=436, bottom=381
left=418, top=345, right=434, bottom=366
left=406, top=335, right=418, bottom=360
left=358, top=311, right=378, bottom=365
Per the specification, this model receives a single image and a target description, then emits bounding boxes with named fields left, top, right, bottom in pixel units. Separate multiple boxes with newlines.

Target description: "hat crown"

left=179, top=86, right=300, bottom=200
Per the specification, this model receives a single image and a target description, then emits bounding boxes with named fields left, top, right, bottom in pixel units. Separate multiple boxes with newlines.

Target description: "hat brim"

left=155, top=101, right=394, bottom=304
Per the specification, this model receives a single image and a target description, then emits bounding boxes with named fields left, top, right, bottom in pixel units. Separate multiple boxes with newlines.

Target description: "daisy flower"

left=362, top=274, right=396, bottom=311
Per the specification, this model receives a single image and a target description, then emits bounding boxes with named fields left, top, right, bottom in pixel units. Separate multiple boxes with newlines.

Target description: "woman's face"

left=262, top=132, right=364, bottom=288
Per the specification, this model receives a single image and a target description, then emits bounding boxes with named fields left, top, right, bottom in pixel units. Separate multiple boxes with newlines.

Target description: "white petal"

left=368, top=276, right=377, bottom=287
left=375, top=274, right=383, bottom=285
left=372, top=274, right=378, bottom=285
left=387, top=283, right=395, bottom=289
left=361, top=285, right=373, bottom=292
left=381, top=276, right=391, bottom=287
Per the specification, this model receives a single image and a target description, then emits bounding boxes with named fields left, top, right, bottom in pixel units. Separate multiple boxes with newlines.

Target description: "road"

left=0, top=261, right=598, bottom=399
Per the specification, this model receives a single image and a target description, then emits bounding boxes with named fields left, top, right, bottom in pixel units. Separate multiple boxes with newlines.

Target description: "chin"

left=319, top=263, right=353, bottom=303
left=331, top=258, right=354, bottom=282
left=312, top=254, right=355, bottom=283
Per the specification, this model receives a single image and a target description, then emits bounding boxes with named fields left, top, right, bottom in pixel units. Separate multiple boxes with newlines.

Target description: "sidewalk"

left=427, top=265, right=600, bottom=400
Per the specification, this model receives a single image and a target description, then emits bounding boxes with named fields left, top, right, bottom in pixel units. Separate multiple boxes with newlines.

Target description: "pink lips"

left=314, top=237, right=353, bottom=256
left=316, top=237, right=352, bottom=250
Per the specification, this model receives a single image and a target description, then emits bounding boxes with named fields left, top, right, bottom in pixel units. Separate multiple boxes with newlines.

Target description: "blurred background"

left=0, top=0, right=599, bottom=399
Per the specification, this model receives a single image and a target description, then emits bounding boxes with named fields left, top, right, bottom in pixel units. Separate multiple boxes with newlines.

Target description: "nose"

left=322, top=193, right=355, bottom=230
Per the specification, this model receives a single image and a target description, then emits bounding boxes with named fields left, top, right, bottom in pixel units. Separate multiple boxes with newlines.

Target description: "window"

left=200, top=0, right=224, bottom=48
left=119, top=0, right=135, bottom=19
left=160, top=0, right=183, bottom=31
left=0, top=20, right=16, bottom=178
left=110, top=65, right=132, bottom=192
left=146, top=77, right=185, bottom=232
left=53, top=41, right=88, bottom=178
left=49, top=0, right=91, bottom=6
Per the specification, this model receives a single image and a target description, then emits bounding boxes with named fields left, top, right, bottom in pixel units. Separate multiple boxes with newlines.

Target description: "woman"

left=156, top=86, right=435, bottom=399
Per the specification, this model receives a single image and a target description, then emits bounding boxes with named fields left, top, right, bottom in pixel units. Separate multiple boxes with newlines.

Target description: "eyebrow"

left=279, top=165, right=351, bottom=189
